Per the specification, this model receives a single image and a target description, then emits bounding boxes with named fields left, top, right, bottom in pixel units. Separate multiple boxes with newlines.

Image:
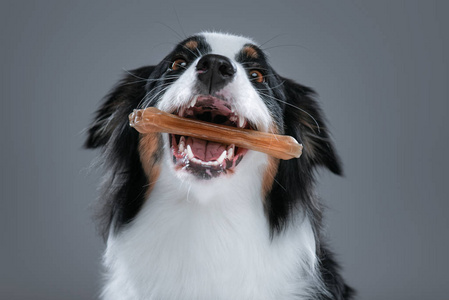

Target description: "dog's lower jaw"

left=100, top=152, right=323, bottom=300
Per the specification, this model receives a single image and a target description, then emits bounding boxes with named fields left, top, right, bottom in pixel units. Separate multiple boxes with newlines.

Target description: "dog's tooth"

left=204, top=160, right=219, bottom=166
left=178, top=136, right=185, bottom=153
left=191, top=157, right=201, bottom=164
left=238, top=115, right=245, bottom=128
left=229, top=114, right=237, bottom=122
left=217, top=150, right=227, bottom=165
left=186, top=144, right=194, bottom=159
left=189, top=95, right=199, bottom=108
left=227, top=144, right=235, bottom=160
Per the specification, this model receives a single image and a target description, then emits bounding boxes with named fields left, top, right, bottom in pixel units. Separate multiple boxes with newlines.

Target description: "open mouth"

left=170, top=95, right=251, bottom=179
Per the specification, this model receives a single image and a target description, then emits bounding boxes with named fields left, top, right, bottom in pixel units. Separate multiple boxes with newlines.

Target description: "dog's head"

left=86, top=32, right=341, bottom=236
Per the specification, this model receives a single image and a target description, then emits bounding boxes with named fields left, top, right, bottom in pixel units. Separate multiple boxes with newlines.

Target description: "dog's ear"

left=85, top=66, right=156, bottom=149
left=281, top=77, right=342, bottom=175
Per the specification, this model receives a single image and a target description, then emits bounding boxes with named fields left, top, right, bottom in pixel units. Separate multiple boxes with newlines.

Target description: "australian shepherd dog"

left=85, top=32, right=354, bottom=300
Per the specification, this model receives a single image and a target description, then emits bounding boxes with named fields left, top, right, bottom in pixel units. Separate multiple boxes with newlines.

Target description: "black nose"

left=196, top=54, right=236, bottom=93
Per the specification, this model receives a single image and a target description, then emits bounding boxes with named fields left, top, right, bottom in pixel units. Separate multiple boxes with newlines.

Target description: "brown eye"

left=171, top=58, right=187, bottom=71
left=249, top=70, right=264, bottom=83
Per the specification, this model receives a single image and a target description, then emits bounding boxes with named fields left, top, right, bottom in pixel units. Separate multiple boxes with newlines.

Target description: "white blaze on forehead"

left=201, top=32, right=257, bottom=59
left=156, top=32, right=273, bottom=133
left=199, top=32, right=272, bottom=131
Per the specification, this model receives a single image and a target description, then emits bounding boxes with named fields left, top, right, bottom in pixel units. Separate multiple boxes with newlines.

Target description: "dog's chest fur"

left=102, top=155, right=318, bottom=300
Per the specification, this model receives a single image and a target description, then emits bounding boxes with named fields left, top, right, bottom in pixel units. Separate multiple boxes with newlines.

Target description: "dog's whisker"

left=140, top=85, right=173, bottom=109
left=120, top=75, right=182, bottom=87
left=260, top=43, right=310, bottom=52
left=122, top=69, right=149, bottom=80
left=258, top=91, right=321, bottom=133
left=155, top=21, right=185, bottom=40
left=240, top=64, right=271, bottom=72
left=258, top=33, right=285, bottom=48
left=272, top=175, right=288, bottom=192
left=256, top=79, right=285, bottom=91
left=143, top=80, right=177, bottom=95
left=136, top=83, right=172, bottom=109
left=142, top=177, right=169, bottom=189
left=172, top=6, right=187, bottom=39
left=180, top=45, right=200, bottom=59
left=145, top=75, right=181, bottom=82
left=144, top=85, right=173, bottom=106
left=195, top=47, right=203, bottom=57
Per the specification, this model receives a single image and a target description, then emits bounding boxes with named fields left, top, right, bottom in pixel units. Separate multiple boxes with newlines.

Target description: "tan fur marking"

left=138, top=133, right=162, bottom=198
left=262, top=156, right=280, bottom=198
left=185, top=40, right=198, bottom=50
left=261, top=125, right=281, bottom=198
left=243, top=46, right=259, bottom=59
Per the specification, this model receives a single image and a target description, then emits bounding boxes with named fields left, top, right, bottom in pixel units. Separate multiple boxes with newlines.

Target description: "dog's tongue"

left=186, top=137, right=226, bottom=161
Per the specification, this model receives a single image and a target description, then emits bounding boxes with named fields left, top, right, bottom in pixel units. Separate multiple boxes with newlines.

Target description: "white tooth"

left=229, top=114, right=237, bottom=122
left=231, top=107, right=235, bottom=113
left=217, top=150, right=227, bottom=164
left=191, top=157, right=201, bottom=164
left=189, top=95, right=199, bottom=108
left=178, top=136, right=185, bottom=153
left=238, top=116, right=245, bottom=128
left=227, top=144, right=235, bottom=160
left=186, top=144, right=194, bottom=159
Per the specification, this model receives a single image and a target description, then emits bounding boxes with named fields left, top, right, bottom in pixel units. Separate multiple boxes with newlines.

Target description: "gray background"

left=1, top=1, right=448, bottom=299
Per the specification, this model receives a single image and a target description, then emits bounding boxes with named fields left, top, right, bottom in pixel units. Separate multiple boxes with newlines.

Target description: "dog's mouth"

left=170, top=95, right=251, bottom=179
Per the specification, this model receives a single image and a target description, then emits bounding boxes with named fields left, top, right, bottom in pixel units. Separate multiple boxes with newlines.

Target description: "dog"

left=85, top=32, right=354, bottom=299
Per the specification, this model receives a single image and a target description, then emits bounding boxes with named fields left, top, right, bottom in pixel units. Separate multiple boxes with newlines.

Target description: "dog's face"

left=142, top=32, right=284, bottom=182
left=86, top=32, right=342, bottom=235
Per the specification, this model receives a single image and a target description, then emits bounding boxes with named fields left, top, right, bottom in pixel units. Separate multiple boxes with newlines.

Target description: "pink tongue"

left=186, top=137, right=226, bottom=161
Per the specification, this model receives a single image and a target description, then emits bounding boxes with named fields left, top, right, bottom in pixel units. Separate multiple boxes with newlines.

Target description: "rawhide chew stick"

left=129, top=107, right=303, bottom=160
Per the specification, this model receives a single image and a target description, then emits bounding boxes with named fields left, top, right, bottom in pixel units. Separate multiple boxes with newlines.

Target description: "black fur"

left=85, top=65, right=156, bottom=238
left=265, top=78, right=342, bottom=235
left=85, top=34, right=354, bottom=298
left=318, top=246, right=355, bottom=299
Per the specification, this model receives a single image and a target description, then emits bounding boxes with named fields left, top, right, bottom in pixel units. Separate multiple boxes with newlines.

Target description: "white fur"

left=102, top=152, right=319, bottom=299
left=101, top=33, right=322, bottom=299
left=201, top=31, right=255, bottom=60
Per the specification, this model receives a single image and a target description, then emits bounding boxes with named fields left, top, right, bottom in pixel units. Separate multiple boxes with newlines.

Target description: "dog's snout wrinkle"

left=196, top=54, right=236, bottom=93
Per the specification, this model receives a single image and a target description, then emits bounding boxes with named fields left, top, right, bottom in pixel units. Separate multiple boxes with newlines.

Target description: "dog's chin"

left=167, top=94, right=252, bottom=180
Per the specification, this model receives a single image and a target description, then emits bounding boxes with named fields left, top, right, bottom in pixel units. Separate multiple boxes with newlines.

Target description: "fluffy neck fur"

left=101, top=150, right=322, bottom=300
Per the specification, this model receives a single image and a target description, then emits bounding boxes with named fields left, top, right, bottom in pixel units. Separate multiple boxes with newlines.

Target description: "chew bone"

left=129, top=107, right=303, bottom=160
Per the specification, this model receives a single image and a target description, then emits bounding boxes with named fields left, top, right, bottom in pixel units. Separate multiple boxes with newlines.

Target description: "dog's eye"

left=249, top=70, right=264, bottom=83
left=171, top=59, right=187, bottom=71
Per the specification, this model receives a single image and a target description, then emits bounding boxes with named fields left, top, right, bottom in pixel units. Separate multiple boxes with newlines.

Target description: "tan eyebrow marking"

left=242, top=45, right=259, bottom=59
left=184, top=40, right=198, bottom=50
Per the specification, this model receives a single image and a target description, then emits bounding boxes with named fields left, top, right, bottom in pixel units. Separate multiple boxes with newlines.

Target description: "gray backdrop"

left=2, top=1, right=448, bottom=299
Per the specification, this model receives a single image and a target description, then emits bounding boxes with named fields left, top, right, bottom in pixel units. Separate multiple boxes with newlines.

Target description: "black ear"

left=281, top=77, right=342, bottom=175
left=85, top=66, right=156, bottom=149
